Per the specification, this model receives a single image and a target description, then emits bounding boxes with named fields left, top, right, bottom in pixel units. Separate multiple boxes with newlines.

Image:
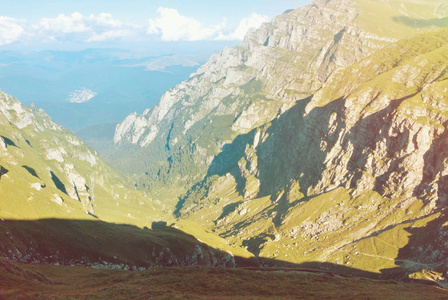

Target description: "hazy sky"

left=0, top=0, right=312, bottom=49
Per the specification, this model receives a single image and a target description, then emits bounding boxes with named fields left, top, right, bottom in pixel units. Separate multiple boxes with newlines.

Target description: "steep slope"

left=0, top=91, right=161, bottom=224
left=112, top=0, right=448, bottom=208
left=177, top=27, right=448, bottom=285
left=0, top=91, right=252, bottom=268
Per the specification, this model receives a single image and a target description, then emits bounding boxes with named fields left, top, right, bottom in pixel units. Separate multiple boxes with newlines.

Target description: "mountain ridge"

left=176, top=26, right=448, bottom=286
left=111, top=0, right=448, bottom=209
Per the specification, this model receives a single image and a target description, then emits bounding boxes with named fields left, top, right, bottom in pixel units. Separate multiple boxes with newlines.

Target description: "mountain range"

left=2, top=0, right=448, bottom=296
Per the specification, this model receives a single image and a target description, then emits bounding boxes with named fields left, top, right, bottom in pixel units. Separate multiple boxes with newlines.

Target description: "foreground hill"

left=2, top=263, right=448, bottom=299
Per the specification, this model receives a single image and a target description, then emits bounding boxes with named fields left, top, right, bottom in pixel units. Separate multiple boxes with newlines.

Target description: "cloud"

left=0, top=9, right=269, bottom=46
left=36, top=12, right=90, bottom=33
left=216, top=13, right=268, bottom=40
left=67, top=88, right=96, bottom=103
left=0, top=17, right=25, bottom=45
left=92, top=13, right=123, bottom=28
left=147, top=7, right=226, bottom=41
left=33, top=12, right=140, bottom=43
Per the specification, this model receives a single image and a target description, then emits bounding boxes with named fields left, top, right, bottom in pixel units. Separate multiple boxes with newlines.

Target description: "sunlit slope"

left=0, top=90, right=165, bottom=225
left=353, top=0, right=448, bottom=38
left=177, top=27, right=448, bottom=285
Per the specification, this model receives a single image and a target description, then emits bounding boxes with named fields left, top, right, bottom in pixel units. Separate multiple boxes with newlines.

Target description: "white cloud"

left=36, top=12, right=90, bottom=33
left=67, top=88, right=96, bottom=103
left=92, top=13, right=122, bottom=28
left=0, top=9, right=269, bottom=46
left=33, top=12, right=140, bottom=43
left=216, top=13, right=268, bottom=41
left=0, top=17, right=25, bottom=45
left=147, top=7, right=226, bottom=41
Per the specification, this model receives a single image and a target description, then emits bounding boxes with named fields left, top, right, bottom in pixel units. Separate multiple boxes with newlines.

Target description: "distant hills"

left=0, top=49, right=212, bottom=131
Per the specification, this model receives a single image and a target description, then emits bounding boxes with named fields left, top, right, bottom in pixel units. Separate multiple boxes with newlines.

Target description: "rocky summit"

left=3, top=0, right=448, bottom=297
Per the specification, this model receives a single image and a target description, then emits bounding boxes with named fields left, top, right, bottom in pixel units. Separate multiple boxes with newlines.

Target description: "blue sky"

left=0, top=0, right=312, bottom=50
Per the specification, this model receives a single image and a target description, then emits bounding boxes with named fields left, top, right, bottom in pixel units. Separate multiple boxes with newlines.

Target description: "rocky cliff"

left=112, top=0, right=447, bottom=207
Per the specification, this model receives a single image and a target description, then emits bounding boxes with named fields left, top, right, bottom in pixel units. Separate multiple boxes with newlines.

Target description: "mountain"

left=0, top=90, right=252, bottom=269
left=3, top=0, right=448, bottom=294
left=112, top=0, right=448, bottom=208
left=110, top=0, right=448, bottom=286
left=179, top=27, right=448, bottom=284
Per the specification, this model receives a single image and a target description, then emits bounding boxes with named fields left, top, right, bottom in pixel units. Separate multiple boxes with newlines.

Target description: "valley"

left=2, top=0, right=448, bottom=298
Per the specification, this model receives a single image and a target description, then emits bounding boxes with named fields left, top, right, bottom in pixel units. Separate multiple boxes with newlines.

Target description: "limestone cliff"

left=112, top=0, right=446, bottom=206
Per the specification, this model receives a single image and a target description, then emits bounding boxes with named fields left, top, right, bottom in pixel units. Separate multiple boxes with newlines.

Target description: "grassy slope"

left=2, top=263, right=448, bottom=299
left=354, top=0, right=448, bottom=38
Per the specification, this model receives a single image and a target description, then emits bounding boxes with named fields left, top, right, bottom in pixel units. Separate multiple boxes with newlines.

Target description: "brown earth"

left=1, top=262, right=448, bottom=299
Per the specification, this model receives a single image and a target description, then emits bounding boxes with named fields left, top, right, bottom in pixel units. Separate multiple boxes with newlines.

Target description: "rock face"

left=112, top=0, right=445, bottom=207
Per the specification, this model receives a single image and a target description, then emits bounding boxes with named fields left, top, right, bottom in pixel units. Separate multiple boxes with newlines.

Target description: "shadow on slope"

left=0, top=136, right=18, bottom=148
left=0, top=218, right=235, bottom=269
left=0, top=218, right=445, bottom=292
left=3, top=261, right=448, bottom=299
left=380, top=211, right=448, bottom=282
left=0, top=166, right=8, bottom=180
left=393, top=16, right=448, bottom=28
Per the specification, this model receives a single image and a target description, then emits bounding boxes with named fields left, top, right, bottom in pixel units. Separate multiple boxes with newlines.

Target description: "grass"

left=354, top=0, right=448, bottom=39
left=2, top=264, right=448, bottom=299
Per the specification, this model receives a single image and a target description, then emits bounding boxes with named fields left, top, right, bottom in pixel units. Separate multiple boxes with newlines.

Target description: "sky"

left=0, top=0, right=312, bottom=50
